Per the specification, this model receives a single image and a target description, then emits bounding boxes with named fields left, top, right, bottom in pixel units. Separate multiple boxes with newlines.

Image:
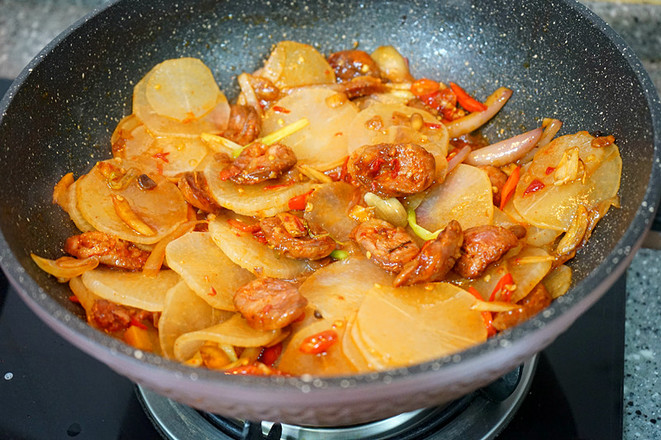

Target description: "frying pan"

left=0, top=0, right=659, bottom=426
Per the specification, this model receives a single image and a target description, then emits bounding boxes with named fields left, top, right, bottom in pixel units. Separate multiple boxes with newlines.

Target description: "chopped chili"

left=449, top=82, right=487, bottom=113
left=69, top=295, right=80, bottom=304
left=489, top=273, right=515, bottom=302
left=152, top=151, right=170, bottom=163
left=272, top=105, right=291, bottom=114
left=411, top=78, right=440, bottom=98
left=299, top=329, right=338, bottom=354
left=499, top=165, right=520, bottom=210
left=263, top=183, right=292, bottom=190
left=423, top=121, right=444, bottom=130
left=467, top=287, right=497, bottom=337
left=523, top=179, right=546, bottom=196
left=130, top=316, right=148, bottom=330
left=208, top=287, right=218, bottom=297
left=288, top=190, right=314, bottom=211
left=258, top=343, right=283, bottom=367
left=545, top=166, right=555, bottom=175
left=227, top=218, right=261, bottom=233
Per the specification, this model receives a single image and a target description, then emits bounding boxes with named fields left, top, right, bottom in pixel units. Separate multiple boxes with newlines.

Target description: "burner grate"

left=137, top=355, right=536, bottom=440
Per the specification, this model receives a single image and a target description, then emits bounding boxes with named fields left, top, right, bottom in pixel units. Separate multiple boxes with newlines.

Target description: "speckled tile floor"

left=0, top=0, right=660, bottom=438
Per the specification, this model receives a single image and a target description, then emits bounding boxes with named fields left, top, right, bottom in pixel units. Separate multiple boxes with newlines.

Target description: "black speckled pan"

left=0, top=0, right=659, bottom=426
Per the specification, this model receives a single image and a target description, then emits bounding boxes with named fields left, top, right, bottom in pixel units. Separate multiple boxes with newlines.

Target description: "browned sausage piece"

left=222, top=104, right=262, bottom=146
left=178, top=171, right=222, bottom=213
left=492, top=283, right=553, bottom=331
left=352, top=218, right=420, bottom=273
left=260, top=213, right=336, bottom=260
left=479, top=165, right=508, bottom=207
left=453, top=225, right=519, bottom=279
left=347, top=143, right=436, bottom=198
left=338, top=76, right=386, bottom=99
left=219, top=142, right=297, bottom=185
left=233, top=278, right=307, bottom=331
left=64, top=231, right=150, bottom=271
left=327, top=50, right=381, bottom=83
left=89, top=299, right=157, bottom=333
left=394, top=220, right=463, bottom=287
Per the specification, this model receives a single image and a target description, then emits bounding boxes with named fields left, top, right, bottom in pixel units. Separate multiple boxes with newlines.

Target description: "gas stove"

left=0, top=78, right=624, bottom=439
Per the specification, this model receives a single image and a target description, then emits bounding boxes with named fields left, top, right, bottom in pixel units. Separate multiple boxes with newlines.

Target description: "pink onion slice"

left=446, top=87, right=513, bottom=138
left=465, top=127, right=543, bottom=167
left=446, top=146, right=471, bottom=174
left=537, top=118, right=563, bottom=147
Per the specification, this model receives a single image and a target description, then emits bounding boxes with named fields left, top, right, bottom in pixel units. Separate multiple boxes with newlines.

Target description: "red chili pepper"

left=545, top=167, right=555, bottom=175
left=411, top=78, right=440, bottom=98
left=69, top=295, right=80, bottom=304
left=259, top=343, right=283, bottom=367
left=227, top=218, right=261, bottom=233
left=523, top=179, right=546, bottom=196
left=423, top=121, right=444, bottom=130
left=499, top=166, right=520, bottom=210
left=467, top=286, right=484, bottom=301
left=130, top=317, right=147, bottom=330
left=449, top=82, right=487, bottom=113
left=482, top=311, right=497, bottom=337
left=272, top=105, right=291, bottom=114
left=288, top=190, right=314, bottom=211
left=466, top=287, right=497, bottom=337
left=263, top=183, right=292, bottom=190
left=208, top=287, right=218, bottom=297
left=152, top=151, right=170, bottom=163
left=299, top=329, right=338, bottom=354
left=489, top=273, right=514, bottom=302
left=368, top=157, right=385, bottom=176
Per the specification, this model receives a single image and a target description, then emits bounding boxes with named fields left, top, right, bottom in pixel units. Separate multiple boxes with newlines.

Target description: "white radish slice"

left=76, top=160, right=188, bottom=244
left=165, top=232, right=255, bottom=311
left=64, top=180, right=95, bottom=232
left=299, top=257, right=393, bottom=323
left=260, top=41, right=335, bottom=88
left=353, top=283, right=487, bottom=370
left=81, top=268, right=180, bottom=312
left=208, top=215, right=309, bottom=279
left=146, top=58, right=222, bottom=121
left=513, top=132, right=622, bottom=231
left=341, top=317, right=372, bottom=373
left=415, top=164, right=493, bottom=232
left=261, top=87, right=358, bottom=170
left=203, top=157, right=316, bottom=218
left=303, top=182, right=360, bottom=242
left=158, top=280, right=233, bottom=359
left=542, top=264, right=573, bottom=299
left=173, top=314, right=281, bottom=363
left=278, top=319, right=357, bottom=376
left=133, top=72, right=229, bottom=138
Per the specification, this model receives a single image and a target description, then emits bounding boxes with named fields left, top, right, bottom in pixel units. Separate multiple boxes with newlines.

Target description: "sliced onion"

left=465, top=127, right=543, bottom=167
left=446, top=146, right=470, bottom=174
left=31, top=254, right=99, bottom=282
left=537, top=118, right=563, bottom=147
left=446, top=87, right=512, bottom=138
left=364, top=192, right=408, bottom=227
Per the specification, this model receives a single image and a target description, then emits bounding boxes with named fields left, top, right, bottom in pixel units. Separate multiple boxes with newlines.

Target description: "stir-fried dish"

left=33, top=41, right=622, bottom=376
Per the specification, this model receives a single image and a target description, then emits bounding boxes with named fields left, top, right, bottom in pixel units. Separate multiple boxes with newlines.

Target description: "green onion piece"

left=232, top=118, right=310, bottom=158
left=330, top=249, right=349, bottom=260
left=407, top=209, right=441, bottom=241
left=200, top=132, right=242, bottom=154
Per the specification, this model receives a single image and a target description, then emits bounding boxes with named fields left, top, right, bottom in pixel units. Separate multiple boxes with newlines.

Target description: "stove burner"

left=137, top=355, right=537, bottom=440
